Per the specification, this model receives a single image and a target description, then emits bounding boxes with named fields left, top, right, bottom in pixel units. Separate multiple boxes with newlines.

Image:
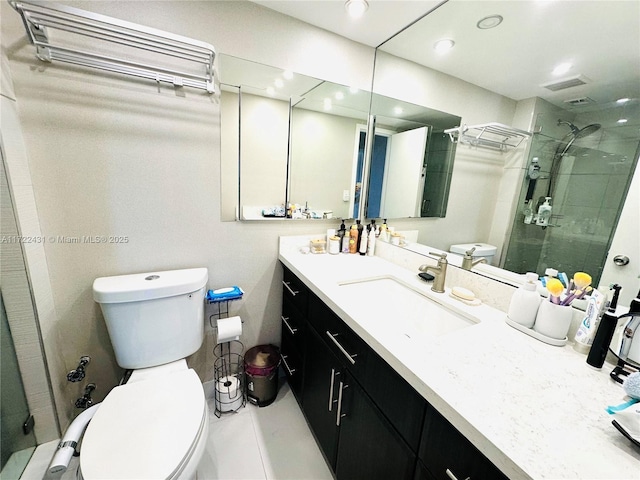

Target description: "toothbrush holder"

left=533, top=301, right=573, bottom=340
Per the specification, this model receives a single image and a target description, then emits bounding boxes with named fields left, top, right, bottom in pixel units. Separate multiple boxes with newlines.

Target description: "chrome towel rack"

left=10, top=0, right=216, bottom=93
left=444, top=123, right=532, bottom=151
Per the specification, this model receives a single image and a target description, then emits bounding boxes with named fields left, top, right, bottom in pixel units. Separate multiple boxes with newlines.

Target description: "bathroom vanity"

left=278, top=236, right=639, bottom=480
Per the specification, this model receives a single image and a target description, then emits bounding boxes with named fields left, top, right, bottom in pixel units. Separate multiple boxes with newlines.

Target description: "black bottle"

left=629, top=289, right=640, bottom=314
left=587, top=284, right=622, bottom=368
left=355, top=219, right=363, bottom=252
left=337, top=219, right=346, bottom=251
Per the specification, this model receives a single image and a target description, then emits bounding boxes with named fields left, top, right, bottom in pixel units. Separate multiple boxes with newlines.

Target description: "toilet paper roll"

left=215, top=375, right=243, bottom=412
left=216, top=316, right=242, bottom=344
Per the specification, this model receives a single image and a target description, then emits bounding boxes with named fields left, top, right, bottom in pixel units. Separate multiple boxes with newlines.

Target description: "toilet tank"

left=93, top=268, right=208, bottom=369
left=449, top=243, right=497, bottom=264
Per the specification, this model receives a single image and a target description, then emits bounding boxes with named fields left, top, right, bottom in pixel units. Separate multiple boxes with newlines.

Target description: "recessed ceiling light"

left=394, top=107, right=404, bottom=115
left=477, top=15, right=503, bottom=29
left=434, top=39, right=455, bottom=54
left=617, top=118, right=628, bottom=124
left=335, top=91, right=345, bottom=100
left=345, top=0, right=368, bottom=19
left=552, top=63, right=572, bottom=76
left=616, top=97, right=630, bottom=104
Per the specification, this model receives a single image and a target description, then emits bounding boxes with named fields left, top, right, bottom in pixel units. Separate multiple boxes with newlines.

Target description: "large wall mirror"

left=372, top=0, right=639, bottom=288
left=219, top=54, right=460, bottom=221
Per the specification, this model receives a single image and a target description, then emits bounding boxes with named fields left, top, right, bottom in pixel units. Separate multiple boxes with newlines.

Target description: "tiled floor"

left=19, top=381, right=333, bottom=480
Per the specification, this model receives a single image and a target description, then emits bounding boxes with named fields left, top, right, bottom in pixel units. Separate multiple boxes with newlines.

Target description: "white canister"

left=328, top=236, right=340, bottom=255
left=533, top=301, right=573, bottom=340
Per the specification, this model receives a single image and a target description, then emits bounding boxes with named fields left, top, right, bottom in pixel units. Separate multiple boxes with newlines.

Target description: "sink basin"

left=338, top=275, right=478, bottom=340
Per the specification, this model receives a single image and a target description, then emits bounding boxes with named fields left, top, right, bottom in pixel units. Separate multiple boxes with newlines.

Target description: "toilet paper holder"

left=206, top=285, right=246, bottom=417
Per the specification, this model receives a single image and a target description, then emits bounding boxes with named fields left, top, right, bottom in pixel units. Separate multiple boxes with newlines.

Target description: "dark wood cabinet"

left=335, top=371, right=417, bottom=480
left=280, top=269, right=309, bottom=403
left=418, top=405, right=508, bottom=480
left=280, top=296, right=306, bottom=400
left=301, top=326, right=342, bottom=469
left=280, top=265, right=508, bottom=480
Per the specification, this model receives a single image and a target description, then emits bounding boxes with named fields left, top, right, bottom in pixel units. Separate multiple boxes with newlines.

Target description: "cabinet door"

left=281, top=296, right=306, bottom=401
left=302, top=327, right=342, bottom=469
left=335, top=371, right=416, bottom=480
left=419, top=405, right=508, bottom=480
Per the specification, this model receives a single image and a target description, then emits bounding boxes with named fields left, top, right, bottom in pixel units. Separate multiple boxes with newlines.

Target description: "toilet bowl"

left=79, top=360, right=208, bottom=480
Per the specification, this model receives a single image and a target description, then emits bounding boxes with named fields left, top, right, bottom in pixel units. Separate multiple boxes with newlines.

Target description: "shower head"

left=557, top=119, right=601, bottom=139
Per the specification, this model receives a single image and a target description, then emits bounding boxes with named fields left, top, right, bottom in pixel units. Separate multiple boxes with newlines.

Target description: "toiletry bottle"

left=356, top=220, right=363, bottom=252
left=536, top=197, right=552, bottom=226
left=587, top=284, right=622, bottom=368
left=359, top=226, right=368, bottom=256
left=337, top=219, right=346, bottom=252
left=349, top=224, right=359, bottom=254
left=380, top=219, right=388, bottom=242
left=507, top=272, right=541, bottom=328
left=573, top=288, right=607, bottom=354
left=367, top=225, right=376, bottom=256
left=629, top=289, right=640, bottom=314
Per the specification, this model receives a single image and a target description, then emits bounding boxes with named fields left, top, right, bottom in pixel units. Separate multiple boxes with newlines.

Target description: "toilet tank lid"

left=450, top=243, right=497, bottom=256
left=93, top=268, right=208, bottom=304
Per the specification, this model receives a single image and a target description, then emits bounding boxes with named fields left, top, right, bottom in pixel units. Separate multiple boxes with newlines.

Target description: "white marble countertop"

left=279, top=236, right=640, bottom=480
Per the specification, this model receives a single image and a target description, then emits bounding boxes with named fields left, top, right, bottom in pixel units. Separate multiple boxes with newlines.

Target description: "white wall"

left=1, top=0, right=375, bottom=430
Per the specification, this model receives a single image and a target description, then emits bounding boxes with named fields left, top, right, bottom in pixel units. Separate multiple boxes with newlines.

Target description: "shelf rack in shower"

left=444, top=123, right=532, bottom=151
left=10, top=0, right=216, bottom=93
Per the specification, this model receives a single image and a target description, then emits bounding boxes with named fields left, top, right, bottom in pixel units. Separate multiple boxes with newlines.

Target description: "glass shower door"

left=503, top=111, right=640, bottom=284
left=1, top=292, right=37, bottom=476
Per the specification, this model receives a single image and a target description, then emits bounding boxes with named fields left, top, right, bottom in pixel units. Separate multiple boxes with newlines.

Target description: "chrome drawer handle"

left=282, top=281, right=299, bottom=296
left=328, top=368, right=335, bottom=411
left=281, top=354, right=296, bottom=375
left=326, top=331, right=357, bottom=365
left=281, top=316, right=298, bottom=335
left=445, top=469, right=470, bottom=480
left=336, top=381, right=348, bottom=426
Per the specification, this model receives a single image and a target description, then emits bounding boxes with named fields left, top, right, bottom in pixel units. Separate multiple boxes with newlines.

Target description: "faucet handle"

left=429, top=251, right=448, bottom=262
left=464, top=247, right=476, bottom=258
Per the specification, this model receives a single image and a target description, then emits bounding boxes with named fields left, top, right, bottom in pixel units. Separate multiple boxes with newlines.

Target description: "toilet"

left=449, top=243, right=497, bottom=265
left=80, top=268, right=209, bottom=480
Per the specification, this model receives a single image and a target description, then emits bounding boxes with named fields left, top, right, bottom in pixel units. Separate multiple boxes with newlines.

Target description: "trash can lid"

left=245, top=345, right=280, bottom=375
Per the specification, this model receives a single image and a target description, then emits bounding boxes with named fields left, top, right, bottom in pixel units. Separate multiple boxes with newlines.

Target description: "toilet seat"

left=80, top=368, right=206, bottom=480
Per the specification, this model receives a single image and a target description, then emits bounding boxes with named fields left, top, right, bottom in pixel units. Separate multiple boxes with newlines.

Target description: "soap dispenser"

left=337, top=219, right=346, bottom=252
left=536, top=197, right=552, bottom=226
left=507, top=272, right=542, bottom=328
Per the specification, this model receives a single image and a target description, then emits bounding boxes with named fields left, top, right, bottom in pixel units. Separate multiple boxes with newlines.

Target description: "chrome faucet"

left=461, top=247, right=487, bottom=270
left=419, top=252, right=448, bottom=293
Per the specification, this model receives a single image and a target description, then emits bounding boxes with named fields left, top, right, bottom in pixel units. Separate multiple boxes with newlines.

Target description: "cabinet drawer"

left=280, top=329, right=304, bottom=401
left=282, top=267, right=309, bottom=314
left=282, top=296, right=306, bottom=348
left=308, top=293, right=368, bottom=378
left=418, top=405, right=508, bottom=480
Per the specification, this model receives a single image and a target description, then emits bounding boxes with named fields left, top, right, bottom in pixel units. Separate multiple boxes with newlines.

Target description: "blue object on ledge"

left=206, top=286, right=244, bottom=303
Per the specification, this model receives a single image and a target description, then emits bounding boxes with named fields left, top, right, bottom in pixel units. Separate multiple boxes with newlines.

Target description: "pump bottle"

left=337, top=219, right=346, bottom=252
left=536, top=197, right=552, bottom=226
left=359, top=226, right=368, bottom=256
left=507, top=272, right=541, bottom=328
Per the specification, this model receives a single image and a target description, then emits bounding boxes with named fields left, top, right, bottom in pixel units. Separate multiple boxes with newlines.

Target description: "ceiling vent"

left=541, top=75, right=590, bottom=92
left=564, top=97, right=595, bottom=106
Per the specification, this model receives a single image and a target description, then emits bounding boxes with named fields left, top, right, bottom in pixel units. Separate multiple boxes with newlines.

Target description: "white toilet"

left=81, top=268, right=209, bottom=480
left=449, top=242, right=497, bottom=265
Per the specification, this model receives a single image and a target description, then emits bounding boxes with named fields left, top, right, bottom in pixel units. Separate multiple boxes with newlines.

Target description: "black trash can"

left=244, top=344, right=281, bottom=407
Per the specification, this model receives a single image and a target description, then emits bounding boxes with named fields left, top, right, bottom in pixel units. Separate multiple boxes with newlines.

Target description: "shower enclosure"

left=502, top=111, right=640, bottom=284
